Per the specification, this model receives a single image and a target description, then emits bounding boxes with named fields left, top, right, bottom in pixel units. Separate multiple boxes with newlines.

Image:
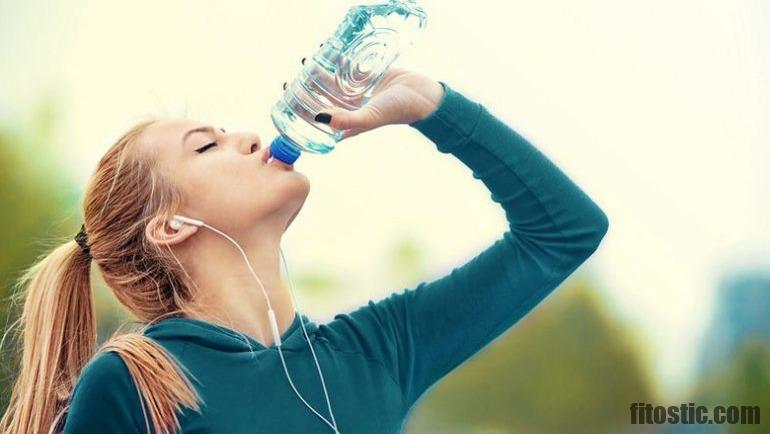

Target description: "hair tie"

left=74, top=223, right=92, bottom=259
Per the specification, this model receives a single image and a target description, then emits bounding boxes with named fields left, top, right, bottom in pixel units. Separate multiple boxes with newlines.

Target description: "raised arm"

left=323, top=77, right=609, bottom=411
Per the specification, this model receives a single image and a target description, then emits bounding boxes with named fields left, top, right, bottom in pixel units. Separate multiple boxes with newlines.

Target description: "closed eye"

left=195, top=142, right=217, bottom=153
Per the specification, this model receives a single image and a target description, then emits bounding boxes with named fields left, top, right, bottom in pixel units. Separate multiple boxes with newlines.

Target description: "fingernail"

left=283, top=82, right=287, bottom=90
left=301, top=57, right=306, bottom=65
left=315, top=113, right=332, bottom=124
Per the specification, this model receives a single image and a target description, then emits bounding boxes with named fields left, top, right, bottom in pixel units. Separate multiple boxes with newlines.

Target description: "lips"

left=261, top=147, right=294, bottom=169
left=270, top=157, right=294, bottom=169
left=261, top=147, right=271, bottom=165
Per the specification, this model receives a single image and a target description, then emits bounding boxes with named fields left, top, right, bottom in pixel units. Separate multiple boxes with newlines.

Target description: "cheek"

left=185, top=186, right=268, bottom=230
left=252, top=170, right=311, bottom=209
left=182, top=162, right=310, bottom=224
left=181, top=166, right=262, bottom=215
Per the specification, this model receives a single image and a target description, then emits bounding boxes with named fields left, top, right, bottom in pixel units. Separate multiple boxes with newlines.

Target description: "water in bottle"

left=268, top=0, right=427, bottom=164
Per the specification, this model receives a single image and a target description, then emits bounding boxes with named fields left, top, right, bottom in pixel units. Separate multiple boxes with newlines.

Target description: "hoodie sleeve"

left=324, top=81, right=609, bottom=410
left=62, top=351, right=148, bottom=434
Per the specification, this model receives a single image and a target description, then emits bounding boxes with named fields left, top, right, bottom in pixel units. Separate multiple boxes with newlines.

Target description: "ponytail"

left=0, top=239, right=203, bottom=434
left=0, top=240, right=95, bottom=434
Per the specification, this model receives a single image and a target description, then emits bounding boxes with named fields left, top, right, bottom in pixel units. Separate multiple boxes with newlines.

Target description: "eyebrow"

left=182, top=126, right=217, bottom=145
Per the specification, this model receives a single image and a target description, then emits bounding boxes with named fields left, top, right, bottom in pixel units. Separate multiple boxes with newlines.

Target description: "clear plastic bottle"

left=268, top=0, right=427, bottom=164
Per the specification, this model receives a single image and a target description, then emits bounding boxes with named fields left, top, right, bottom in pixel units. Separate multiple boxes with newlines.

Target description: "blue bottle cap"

left=269, top=135, right=301, bottom=164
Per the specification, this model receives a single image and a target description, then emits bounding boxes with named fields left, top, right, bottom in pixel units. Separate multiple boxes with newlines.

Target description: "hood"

left=143, top=311, right=321, bottom=353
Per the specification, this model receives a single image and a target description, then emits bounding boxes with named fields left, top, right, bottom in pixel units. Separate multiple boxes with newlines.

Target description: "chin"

left=281, top=170, right=310, bottom=196
left=280, top=174, right=310, bottom=231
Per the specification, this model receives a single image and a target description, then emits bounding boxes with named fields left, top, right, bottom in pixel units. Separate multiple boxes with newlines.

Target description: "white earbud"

left=170, top=214, right=204, bottom=230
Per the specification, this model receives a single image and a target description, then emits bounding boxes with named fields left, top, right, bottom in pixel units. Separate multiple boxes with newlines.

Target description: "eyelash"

left=195, top=142, right=217, bottom=153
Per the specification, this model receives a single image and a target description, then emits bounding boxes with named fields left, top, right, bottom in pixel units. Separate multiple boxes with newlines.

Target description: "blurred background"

left=1, top=0, right=768, bottom=433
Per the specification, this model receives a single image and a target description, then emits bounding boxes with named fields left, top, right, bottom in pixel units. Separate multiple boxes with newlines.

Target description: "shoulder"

left=64, top=351, right=146, bottom=433
left=73, top=350, right=139, bottom=402
left=79, top=350, right=131, bottom=384
left=320, top=293, right=408, bottom=357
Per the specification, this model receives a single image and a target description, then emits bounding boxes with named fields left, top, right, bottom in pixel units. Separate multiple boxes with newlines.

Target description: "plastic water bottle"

left=268, top=0, right=427, bottom=164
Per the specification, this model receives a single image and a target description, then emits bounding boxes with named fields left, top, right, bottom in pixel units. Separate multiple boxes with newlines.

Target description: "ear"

left=145, top=214, right=199, bottom=247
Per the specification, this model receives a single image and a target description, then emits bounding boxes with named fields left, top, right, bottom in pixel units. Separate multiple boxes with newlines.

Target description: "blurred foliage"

left=0, top=102, right=79, bottom=411
left=404, top=277, right=657, bottom=434
left=292, top=267, right=346, bottom=311
left=387, top=235, right=426, bottom=285
left=0, top=103, right=132, bottom=412
left=689, top=340, right=770, bottom=434
left=662, top=274, right=770, bottom=434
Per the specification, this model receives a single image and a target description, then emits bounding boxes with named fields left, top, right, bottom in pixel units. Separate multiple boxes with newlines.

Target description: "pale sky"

left=1, top=0, right=768, bottom=398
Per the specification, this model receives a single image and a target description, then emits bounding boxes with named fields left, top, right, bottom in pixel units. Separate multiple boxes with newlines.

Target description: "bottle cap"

left=269, top=135, right=301, bottom=164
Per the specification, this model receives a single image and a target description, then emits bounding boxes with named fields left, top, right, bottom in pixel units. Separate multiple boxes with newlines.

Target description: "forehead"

left=143, top=118, right=207, bottom=143
left=138, top=118, right=206, bottom=155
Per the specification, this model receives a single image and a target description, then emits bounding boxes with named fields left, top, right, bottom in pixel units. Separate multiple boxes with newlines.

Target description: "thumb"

left=316, top=105, right=383, bottom=131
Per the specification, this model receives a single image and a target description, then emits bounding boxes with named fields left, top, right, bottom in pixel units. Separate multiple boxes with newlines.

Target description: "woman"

left=0, top=67, right=608, bottom=434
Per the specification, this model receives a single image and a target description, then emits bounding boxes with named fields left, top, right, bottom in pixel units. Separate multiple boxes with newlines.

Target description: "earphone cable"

left=200, top=222, right=340, bottom=433
left=280, top=247, right=340, bottom=432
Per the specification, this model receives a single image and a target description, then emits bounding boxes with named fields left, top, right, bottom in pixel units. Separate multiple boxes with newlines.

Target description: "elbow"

left=585, top=211, right=609, bottom=252
left=595, top=211, right=610, bottom=241
left=571, top=209, right=609, bottom=260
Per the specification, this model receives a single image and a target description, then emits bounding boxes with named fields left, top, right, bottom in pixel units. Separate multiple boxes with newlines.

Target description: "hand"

left=315, top=67, right=445, bottom=140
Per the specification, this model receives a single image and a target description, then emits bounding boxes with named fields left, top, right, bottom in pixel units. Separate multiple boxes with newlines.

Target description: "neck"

left=181, top=225, right=296, bottom=347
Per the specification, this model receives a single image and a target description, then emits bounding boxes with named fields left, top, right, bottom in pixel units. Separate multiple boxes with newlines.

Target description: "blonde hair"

left=0, top=120, right=204, bottom=434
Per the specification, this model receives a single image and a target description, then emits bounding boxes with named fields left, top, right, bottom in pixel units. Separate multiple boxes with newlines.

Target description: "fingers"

left=315, top=107, right=378, bottom=140
left=316, top=105, right=382, bottom=131
left=313, top=111, right=367, bottom=140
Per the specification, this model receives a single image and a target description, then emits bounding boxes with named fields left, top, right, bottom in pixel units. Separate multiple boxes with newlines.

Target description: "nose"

left=236, top=133, right=261, bottom=155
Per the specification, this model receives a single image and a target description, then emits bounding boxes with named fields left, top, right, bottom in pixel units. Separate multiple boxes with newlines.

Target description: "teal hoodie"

left=62, top=81, right=609, bottom=433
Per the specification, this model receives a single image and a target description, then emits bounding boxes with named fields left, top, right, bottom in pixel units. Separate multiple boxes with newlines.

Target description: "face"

left=137, top=118, right=310, bottom=235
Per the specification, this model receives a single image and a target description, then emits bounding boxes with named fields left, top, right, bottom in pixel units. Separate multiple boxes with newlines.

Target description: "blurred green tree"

left=0, top=102, right=134, bottom=413
left=403, top=277, right=657, bottom=434
left=0, top=101, right=80, bottom=411
left=693, top=340, right=769, bottom=434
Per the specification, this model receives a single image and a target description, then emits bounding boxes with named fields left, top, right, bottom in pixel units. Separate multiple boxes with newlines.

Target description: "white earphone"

left=169, top=215, right=203, bottom=230
left=169, top=214, right=341, bottom=433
